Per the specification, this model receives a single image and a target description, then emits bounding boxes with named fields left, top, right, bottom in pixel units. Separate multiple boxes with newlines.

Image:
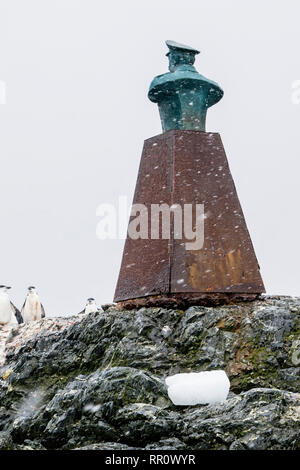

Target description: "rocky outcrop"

left=0, top=296, right=299, bottom=450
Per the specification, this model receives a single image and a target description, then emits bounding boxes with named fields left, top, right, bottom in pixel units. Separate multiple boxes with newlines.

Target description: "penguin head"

left=0, top=285, right=10, bottom=292
left=28, top=286, right=36, bottom=294
left=87, top=298, right=95, bottom=304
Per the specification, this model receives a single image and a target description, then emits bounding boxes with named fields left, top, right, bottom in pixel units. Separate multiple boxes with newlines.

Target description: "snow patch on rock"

left=165, top=370, right=230, bottom=406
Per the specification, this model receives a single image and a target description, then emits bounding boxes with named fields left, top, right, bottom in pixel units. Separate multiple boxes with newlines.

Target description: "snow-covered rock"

left=165, top=370, right=230, bottom=405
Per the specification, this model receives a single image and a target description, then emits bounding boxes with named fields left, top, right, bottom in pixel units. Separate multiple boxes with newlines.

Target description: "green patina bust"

left=148, top=40, right=223, bottom=132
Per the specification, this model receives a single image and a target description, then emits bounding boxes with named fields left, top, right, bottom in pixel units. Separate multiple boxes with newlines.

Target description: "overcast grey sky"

left=0, top=0, right=299, bottom=316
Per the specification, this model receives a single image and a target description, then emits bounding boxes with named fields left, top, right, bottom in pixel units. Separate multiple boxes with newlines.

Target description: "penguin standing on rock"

left=0, top=285, right=23, bottom=325
left=21, top=286, right=45, bottom=323
left=79, top=298, right=101, bottom=315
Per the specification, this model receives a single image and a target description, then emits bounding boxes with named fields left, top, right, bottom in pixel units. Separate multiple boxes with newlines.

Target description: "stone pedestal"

left=114, top=130, right=265, bottom=307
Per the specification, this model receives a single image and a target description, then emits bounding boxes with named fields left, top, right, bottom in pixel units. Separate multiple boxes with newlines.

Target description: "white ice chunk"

left=162, top=325, right=172, bottom=338
left=165, top=370, right=230, bottom=406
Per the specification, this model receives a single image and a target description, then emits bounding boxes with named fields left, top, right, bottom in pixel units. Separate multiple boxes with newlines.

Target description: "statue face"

left=168, top=51, right=195, bottom=72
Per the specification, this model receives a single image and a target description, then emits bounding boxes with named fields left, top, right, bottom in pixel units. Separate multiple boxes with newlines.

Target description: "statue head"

left=166, top=40, right=200, bottom=72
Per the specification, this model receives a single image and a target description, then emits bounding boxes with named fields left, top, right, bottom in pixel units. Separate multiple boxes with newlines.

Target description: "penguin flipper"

left=78, top=309, right=86, bottom=315
left=41, top=303, right=46, bottom=318
left=20, top=299, right=26, bottom=315
left=10, top=302, right=23, bottom=324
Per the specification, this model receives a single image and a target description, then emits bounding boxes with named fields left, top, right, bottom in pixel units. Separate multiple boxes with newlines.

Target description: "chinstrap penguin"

left=79, top=298, right=101, bottom=315
left=21, top=286, right=45, bottom=323
left=0, top=285, right=23, bottom=325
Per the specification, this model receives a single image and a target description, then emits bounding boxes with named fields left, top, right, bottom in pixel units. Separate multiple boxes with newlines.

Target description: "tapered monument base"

left=114, top=130, right=265, bottom=303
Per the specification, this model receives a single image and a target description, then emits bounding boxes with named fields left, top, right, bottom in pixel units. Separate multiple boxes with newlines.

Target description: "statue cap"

left=165, top=40, right=200, bottom=56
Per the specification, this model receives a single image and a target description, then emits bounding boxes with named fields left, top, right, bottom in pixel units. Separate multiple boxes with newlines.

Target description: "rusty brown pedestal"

left=114, top=130, right=265, bottom=308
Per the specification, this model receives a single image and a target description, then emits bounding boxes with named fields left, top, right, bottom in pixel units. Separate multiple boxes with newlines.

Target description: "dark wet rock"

left=75, top=442, right=139, bottom=450
left=145, top=437, right=187, bottom=450
left=101, top=304, right=117, bottom=312
left=180, top=388, right=300, bottom=450
left=0, top=431, right=13, bottom=450
left=13, top=439, right=46, bottom=450
left=0, top=296, right=299, bottom=450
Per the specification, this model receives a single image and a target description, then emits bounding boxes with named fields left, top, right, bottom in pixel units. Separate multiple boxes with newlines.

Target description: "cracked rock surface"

left=0, top=296, right=299, bottom=450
